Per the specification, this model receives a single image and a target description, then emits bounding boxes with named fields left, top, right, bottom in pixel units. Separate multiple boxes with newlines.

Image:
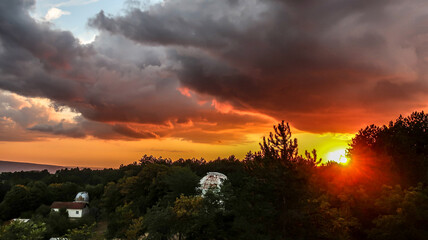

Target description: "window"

left=76, top=210, right=79, bottom=214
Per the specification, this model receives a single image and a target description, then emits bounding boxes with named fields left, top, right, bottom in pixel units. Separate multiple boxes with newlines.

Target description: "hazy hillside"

left=0, top=160, right=65, bottom=173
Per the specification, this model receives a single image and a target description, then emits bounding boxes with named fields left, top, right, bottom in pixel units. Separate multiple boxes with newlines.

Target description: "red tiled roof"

left=50, top=202, right=87, bottom=209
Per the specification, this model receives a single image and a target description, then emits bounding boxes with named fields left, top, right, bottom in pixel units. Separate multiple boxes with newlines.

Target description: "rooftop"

left=50, top=202, right=87, bottom=209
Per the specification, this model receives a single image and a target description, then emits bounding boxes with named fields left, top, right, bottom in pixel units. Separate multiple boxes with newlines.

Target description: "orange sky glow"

left=0, top=91, right=355, bottom=168
left=0, top=130, right=353, bottom=168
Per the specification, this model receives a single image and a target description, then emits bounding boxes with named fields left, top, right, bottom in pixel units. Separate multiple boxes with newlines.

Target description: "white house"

left=50, top=201, right=89, bottom=218
left=50, top=192, right=90, bottom=218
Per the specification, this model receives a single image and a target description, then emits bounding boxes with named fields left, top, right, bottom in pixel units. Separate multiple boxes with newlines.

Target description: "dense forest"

left=0, top=112, right=427, bottom=240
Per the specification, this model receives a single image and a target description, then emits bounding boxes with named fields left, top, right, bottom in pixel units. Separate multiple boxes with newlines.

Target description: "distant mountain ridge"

left=0, top=160, right=66, bottom=173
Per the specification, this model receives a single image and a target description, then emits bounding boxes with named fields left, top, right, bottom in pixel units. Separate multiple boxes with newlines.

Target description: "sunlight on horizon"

left=327, top=149, right=349, bottom=164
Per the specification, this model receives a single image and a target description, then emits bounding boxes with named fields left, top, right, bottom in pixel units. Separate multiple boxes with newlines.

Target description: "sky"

left=0, top=0, right=426, bottom=168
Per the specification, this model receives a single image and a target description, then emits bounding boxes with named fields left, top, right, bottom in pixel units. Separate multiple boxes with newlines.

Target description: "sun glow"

left=327, top=149, right=349, bottom=164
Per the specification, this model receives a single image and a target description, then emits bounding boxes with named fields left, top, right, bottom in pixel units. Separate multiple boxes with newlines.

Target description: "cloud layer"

left=0, top=0, right=427, bottom=142
left=90, top=0, right=428, bottom=132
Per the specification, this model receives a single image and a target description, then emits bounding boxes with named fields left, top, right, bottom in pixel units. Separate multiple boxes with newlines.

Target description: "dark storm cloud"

left=0, top=0, right=87, bottom=102
left=0, top=91, right=150, bottom=141
left=112, top=124, right=158, bottom=139
left=28, top=121, right=86, bottom=138
left=1, top=0, right=427, bottom=142
left=27, top=117, right=159, bottom=140
left=0, top=0, right=272, bottom=142
left=91, top=0, right=428, bottom=132
left=0, top=0, right=90, bottom=70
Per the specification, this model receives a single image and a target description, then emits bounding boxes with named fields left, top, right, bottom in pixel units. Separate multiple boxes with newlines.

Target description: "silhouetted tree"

left=259, top=121, right=298, bottom=166
left=349, top=111, right=428, bottom=186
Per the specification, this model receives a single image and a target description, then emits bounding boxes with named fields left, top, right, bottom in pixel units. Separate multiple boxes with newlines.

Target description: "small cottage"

left=50, top=201, right=89, bottom=218
left=50, top=192, right=90, bottom=218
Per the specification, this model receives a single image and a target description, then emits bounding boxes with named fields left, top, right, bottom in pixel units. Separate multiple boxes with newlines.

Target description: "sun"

left=327, top=149, right=349, bottom=164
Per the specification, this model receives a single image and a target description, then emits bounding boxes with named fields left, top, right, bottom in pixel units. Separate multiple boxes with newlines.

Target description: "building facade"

left=50, top=202, right=89, bottom=218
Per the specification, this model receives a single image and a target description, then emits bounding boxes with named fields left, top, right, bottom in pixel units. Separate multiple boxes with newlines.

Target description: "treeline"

left=0, top=112, right=427, bottom=240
